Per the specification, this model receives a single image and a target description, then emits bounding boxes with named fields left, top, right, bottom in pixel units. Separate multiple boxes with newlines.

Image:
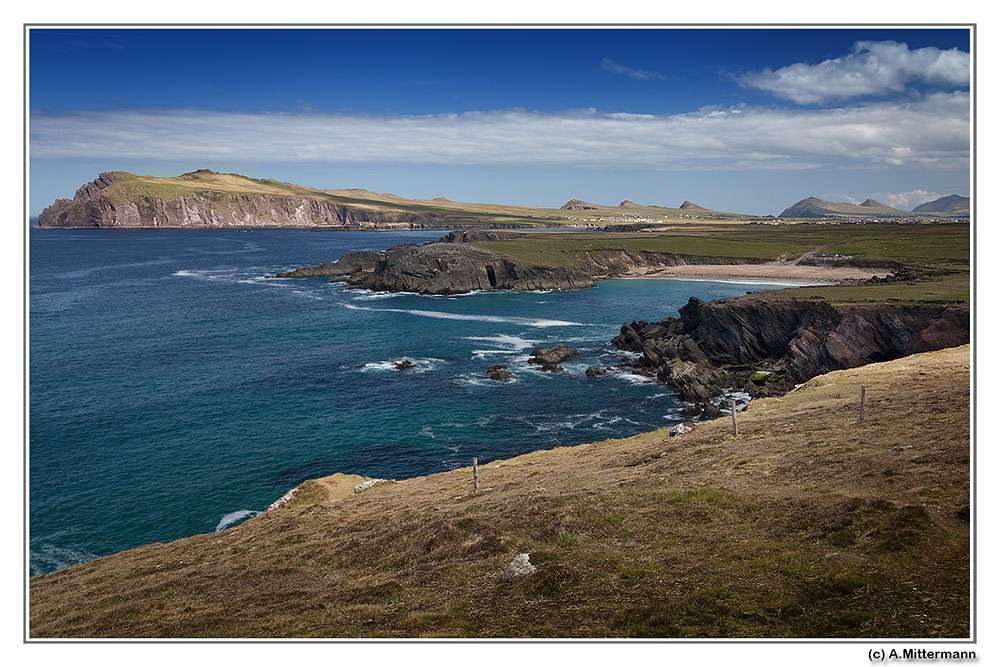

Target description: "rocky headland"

left=272, top=230, right=785, bottom=294
left=36, top=171, right=534, bottom=230
left=274, top=242, right=595, bottom=294
left=612, top=295, right=970, bottom=402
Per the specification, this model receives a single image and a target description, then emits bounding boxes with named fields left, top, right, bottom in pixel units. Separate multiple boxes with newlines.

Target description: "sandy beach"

left=615, top=262, right=891, bottom=284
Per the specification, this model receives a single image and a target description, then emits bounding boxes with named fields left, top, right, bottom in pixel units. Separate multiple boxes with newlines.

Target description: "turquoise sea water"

left=29, top=228, right=776, bottom=575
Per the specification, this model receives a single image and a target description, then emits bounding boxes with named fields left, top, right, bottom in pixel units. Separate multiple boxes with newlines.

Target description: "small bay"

left=29, top=228, right=769, bottom=575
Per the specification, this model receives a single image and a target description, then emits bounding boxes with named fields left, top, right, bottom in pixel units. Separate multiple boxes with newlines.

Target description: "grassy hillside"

left=29, top=346, right=970, bottom=638
left=87, top=170, right=765, bottom=227
left=470, top=223, right=969, bottom=270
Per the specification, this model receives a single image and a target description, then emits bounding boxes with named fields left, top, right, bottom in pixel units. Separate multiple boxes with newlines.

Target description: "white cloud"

left=600, top=58, right=664, bottom=80
left=740, top=40, right=970, bottom=104
left=29, top=92, right=969, bottom=172
left=870, top=189, right=945, bottom=210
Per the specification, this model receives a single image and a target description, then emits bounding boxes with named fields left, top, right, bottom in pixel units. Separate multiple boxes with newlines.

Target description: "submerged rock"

left=502, top=553, right=537, bottom=581
left=585, top=366, right=607, bottom=377
left=395, top=360, right=416, bottom=371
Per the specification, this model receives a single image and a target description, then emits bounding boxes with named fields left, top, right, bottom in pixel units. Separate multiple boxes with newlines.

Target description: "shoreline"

left=610, top=262, right=891, bottom=284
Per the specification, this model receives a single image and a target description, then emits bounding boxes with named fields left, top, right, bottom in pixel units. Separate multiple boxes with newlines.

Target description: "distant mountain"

left=618, top=200, right=642, bottom=208
left=778, top=196, right=910, bottom=219
left=560, top=199, right=601, bottom=211
left=912, top=194, right=970, bottom=215
left=679, top=200, right=718, bottom=213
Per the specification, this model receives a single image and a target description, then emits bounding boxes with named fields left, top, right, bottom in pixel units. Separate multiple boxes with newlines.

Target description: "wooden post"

left=473, top=457, right=479, bottom=494
left=859, top=385, right=866, bottom=424
left=730, top=398, right=738, bottom=436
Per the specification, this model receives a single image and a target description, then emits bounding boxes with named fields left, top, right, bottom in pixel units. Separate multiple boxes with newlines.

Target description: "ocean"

left=29, top=228, right=776, bottom=575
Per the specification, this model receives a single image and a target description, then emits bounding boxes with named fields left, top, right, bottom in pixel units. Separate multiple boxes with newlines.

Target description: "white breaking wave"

left=613, top=370, right=656, bottom=385
left=667, top=278, right=827, bottom=287
left=344, top=303, right=583, bottom=327
left=360, top=357, right=447, bottom=373
left=453, top=372, right=519, bottom=387
left=350, top=290, right=414, bottom=300
left=215, top=509, right=262, bottom=532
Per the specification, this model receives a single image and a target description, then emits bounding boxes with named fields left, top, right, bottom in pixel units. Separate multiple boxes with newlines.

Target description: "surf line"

left=343, top=303, right=585, bottom=328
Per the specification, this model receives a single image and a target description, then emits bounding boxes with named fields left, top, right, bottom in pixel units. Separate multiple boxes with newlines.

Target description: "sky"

left=28, top=27, right=971, bottom=216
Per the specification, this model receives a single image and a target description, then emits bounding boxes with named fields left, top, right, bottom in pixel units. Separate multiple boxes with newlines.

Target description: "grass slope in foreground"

left=30, top=346, right=970, bottom=638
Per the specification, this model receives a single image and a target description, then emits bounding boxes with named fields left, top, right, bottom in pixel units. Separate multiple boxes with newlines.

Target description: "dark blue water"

left=29, top=228, right=774, bottom=575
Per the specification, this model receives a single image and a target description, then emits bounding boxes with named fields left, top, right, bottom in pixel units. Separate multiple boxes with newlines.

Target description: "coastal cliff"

left=29, top=346, right=971, bottom=638
left=613, top=296, right=970, bottom=401
left=36, top=171, right=533, bottom=230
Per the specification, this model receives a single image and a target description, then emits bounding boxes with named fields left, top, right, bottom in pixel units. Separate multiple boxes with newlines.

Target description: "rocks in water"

left=528, top=344, right=579, bottom=366
left=699, top=403, right=723, bottom=420
left=669, top=422, right=694, bottom=437
left=272, top=251, right=381, bottom=279
left=612, top=295, right=969, bottom=401
left=682, top=402, right=723, bottom=420
left=502, top=553, right=537, bottom=582
left=395, top=360, right=416, bottom=371
left=485, top=365, right=514, bottom=381
left=585, top=366, right=607, bottom=377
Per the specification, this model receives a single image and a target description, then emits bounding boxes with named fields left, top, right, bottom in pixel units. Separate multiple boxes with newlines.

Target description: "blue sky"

left=29, top=28, right=971, bottom=215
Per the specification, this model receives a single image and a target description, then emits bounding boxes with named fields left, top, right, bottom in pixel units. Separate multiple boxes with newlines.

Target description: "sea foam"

left=344, top=303, right=583, bottom=327
left=215, top=509, right=261, bottom=532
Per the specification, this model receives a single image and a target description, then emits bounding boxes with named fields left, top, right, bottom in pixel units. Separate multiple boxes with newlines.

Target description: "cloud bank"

left=600, top=58, right=664, bottom=80
left=30, top=93, right=969, bottom=171
left=740, top=41, right=970, bottom=104
left=871, top=189, right=946, bottom=210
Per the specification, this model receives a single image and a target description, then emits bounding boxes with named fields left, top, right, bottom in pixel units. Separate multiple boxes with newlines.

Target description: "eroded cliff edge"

left=36, top=171, right=531, bottom=230
left=612, top=296, right=970, bottom=402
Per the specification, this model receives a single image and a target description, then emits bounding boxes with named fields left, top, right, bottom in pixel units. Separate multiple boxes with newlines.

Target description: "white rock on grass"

left=502, top=553, right=537, bottom=581
left=669, top=422, right=694, bottom=437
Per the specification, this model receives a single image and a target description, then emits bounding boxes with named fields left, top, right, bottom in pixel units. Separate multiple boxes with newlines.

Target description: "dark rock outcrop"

left=585, top=366, right=607, bottom=377
left=485, top=365, right=514, bottom=381
left=612, top=296, right=969, bottom=402
left=395, top=360, right=416, bottom=371
left=272, top=251, right=382, bottom=279
left=275, top=243, right=594, bottom=295
left=436, top=230, right=524, bottom=243
left=528, top=345, right=579, bottom=366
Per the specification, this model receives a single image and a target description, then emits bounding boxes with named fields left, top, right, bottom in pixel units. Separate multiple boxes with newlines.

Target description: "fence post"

left=473, top=457, right=479, bottom=494
left=730, top=398, right=738, bottom=436
left=859, top=385, right=866, bottom=424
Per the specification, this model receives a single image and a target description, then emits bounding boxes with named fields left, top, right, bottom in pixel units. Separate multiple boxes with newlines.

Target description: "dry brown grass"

left=29, top=346, right=971, bottom=638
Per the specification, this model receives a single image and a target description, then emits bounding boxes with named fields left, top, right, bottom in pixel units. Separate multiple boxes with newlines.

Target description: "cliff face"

left=36, top=171, right=530, bottom=230
left=274, top=242, right=594, bottom=294
left=564, top=249, right=762, bottom=277
left=613, top=296, right=970, bottom=401
left=38, top=173, right=424, bottom=229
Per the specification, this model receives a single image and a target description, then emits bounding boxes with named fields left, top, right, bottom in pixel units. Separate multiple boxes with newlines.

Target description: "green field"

left=472, top=223, right=970, bottom=268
